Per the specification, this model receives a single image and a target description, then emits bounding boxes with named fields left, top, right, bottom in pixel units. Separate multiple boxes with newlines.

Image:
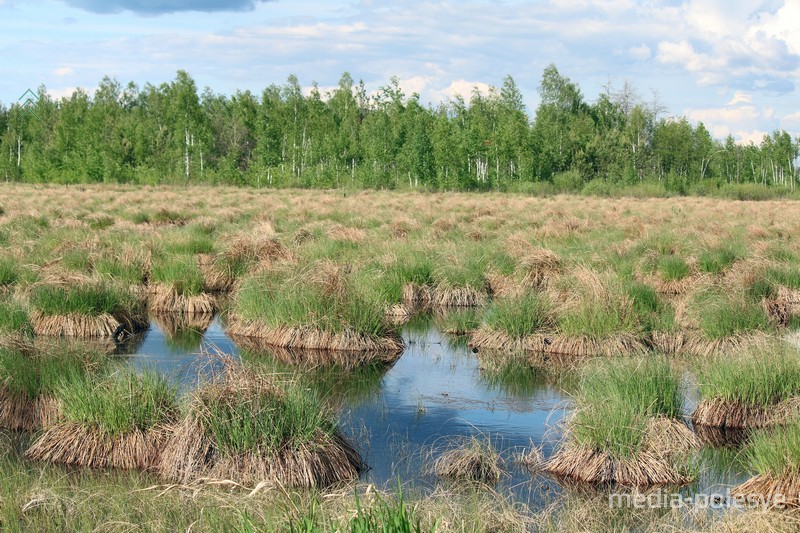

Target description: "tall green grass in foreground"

left=572, top=358, right=682, bottom=457
left=484, top=292, right=553, bottom=337
left=199, top=377, right=337, bottom=455
left=56, top=369, right=178, bottom=435
left=30, top=284, right=135, bottom=316
left=745, top=422, right=800, bottom=476
left=697, top=348, right=800, bottom=407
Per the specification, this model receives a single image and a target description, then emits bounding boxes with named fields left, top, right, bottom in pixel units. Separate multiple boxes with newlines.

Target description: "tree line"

left=1, top=65, right=798, bottom=194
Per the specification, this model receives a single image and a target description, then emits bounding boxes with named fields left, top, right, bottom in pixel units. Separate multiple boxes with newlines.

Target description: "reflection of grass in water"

left=696, top=445, right=748, bottom=481
left=163, top=328, right=204, bottom=352
left=479, top=352, right=548, bottom=398
left=239, top=350, right=388, bottom=407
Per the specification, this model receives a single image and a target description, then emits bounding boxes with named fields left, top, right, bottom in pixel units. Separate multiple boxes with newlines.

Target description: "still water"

left=116, top=313, right=753, bottom=508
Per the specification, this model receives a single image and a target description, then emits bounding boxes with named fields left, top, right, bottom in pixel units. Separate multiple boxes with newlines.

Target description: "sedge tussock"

left=544, top=446, right=690, bottom=488
left=158, top=366, right=365, bottom=488
left=25, top=422, right=168, bottom=471
left=469, top=328, right=647, bottom=358
left=196, top=253, right=236, bottom=292
left=432, top=438, right=503, bottom=485
left=732, top=474, right=800, bottom=508
left=692, top=397, right=800, bottom=429
left=30, top=310, right=148, bottom=338
left=148, top=283, right=217, bottom=314
left=0, top=387, right=58, bottom=431
left=227, top=320, right=403, bottom=361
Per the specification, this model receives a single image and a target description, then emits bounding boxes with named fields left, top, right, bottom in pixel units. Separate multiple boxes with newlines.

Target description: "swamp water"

left=101, top=313, right=756, bottom=510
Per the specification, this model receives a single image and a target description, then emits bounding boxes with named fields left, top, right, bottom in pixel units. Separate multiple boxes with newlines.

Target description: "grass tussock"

left=230, top=268, right=402, bottom=355
left=432, top=437, right=503, bottom=485
left=733, top=422, right=800, bottom=507
left=26, top=369, right=178, bottom=470
left=0, top=346, right=103, bottom=431
left=693, top=347, right=800, bottom=429
left=158, top=364, right=365, bottom=488
left=28, top=283, right=147, bottom=337
left=546, top=358, right=696, bottom=487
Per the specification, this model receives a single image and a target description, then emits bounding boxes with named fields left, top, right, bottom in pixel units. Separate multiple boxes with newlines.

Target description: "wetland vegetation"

left=2, top=185, right=800, bottom=530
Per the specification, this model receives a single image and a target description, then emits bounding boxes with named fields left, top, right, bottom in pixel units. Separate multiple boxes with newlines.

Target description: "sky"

left=0, top=0, right=798, bottom=143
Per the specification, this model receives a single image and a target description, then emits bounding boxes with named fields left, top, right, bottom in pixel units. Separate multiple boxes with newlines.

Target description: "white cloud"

left=726, top=91, right=752, bottom=106
left=53, top=67, right=74, bottom=76
left=628, top=44, right=650, bottom=61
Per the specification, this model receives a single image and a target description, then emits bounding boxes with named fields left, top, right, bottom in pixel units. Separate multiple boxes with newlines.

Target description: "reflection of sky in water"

left=124, top=317, right=238, bottom=391
left=121, top=315, right=755, bottom=510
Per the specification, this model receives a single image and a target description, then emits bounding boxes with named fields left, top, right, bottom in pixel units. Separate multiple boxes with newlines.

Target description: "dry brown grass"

left=432, top=439, right=503, bottom=484
left=30, top=310, right=148, bottom=338
left=0, top=388, right=58, bottom=431
left=226, top=320, right=403, bottom=360
left=692, top=397, right=800, bottom=429
left=544, top=446, right=690, bottom=487
left=469, top=328, right=647, bottom=358
left=732, top=473, right=800, bottom=508
left=25, top=422, right=168, bottom=471
left=148, top=284, right=217, bottom=314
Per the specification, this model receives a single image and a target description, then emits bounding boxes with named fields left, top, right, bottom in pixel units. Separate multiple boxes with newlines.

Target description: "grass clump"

left=0, top=347, right=98, bottom=402
left=745, top=423, right=800, bottom=477
left=0, top=256, right=18, bottom=286
left=159, top=365, right=365, bottom=487
left=698, top=242, right=745, bottom=274
left=200, top=376, right=336, bottom=456
left=0, top=298, right=31, bottom=335
left=697, top=349, right=800, bottom=408
left=30, top=283, right=134, bottom=316
left=56, top=369, right=177, bottom=436
left=484, top=292, right=552, bottom=338
left=236, top=271, right=391, bottom=339
left=696, top=291, right=770, bottom=340
left=151, top=255, right=205, bottom=296
left=572, top=358, right=682, bottom=457
left=657, top=255, right=689, bottom=281
left=766, top=267, right=800, bottom=290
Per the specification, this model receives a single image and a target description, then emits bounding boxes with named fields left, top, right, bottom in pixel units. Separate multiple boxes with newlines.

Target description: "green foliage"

left=697, top=348, right=800, bottom=407
left=0, top=257, right=18, bottom=286
left=0, top=298, right=31, bottom=334
left=746, top=422, right=800, bottom=476
left=766, top=267, right=800, bottom=290
left=484, top=292, right=552, bottom=337
left=657, top=255, right=689, bottom=281
left=2, top=68, right=798, bottom=193
left=200, top=378, right=335, bottom=455
left=0, top=347, right=100, bottom=400
left=696, top=291, right=769, bottom=339
left=698, top=242, right=744, bottom=274
left=151, top=255, right=205, bottom=296
left=572, top=358, right=682, bottom=457
left=236, top=273, right=392, bottom=338
left=30, top=283, right=134, bottom=316
left=57, top=369, right=177, bottom=435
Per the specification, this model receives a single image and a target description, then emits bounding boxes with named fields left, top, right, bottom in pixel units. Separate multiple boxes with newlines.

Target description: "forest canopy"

left=1, top=65, right=798, bottom=196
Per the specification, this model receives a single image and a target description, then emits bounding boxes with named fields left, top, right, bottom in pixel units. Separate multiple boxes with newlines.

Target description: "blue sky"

left=1, top=0, right=798, bottom=143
